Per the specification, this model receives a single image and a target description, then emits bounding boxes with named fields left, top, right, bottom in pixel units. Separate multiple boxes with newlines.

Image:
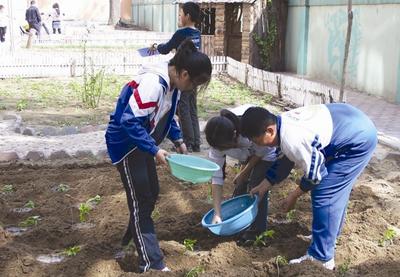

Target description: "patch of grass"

left=19, top=216, right=41, bottom=227
left=87, top=195, right=101, bottom=205
left=56, top=184, right=70, bottom=193
left=183, top=238, right=197, bottom=252
left=16, top=99, right=28, bottom=111
left=378, top=228, right=396, bottom=247
left=63, top=246, right=81, bottom=257
left=2, top=184, right=14, bottom=193
left=286, top=209, right=296, bottom=222
left=185, top=265, right=205, bottom=277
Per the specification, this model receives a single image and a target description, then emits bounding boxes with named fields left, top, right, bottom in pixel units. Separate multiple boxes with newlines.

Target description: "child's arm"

left=157, top=31, right=184, bottom=54
left=209, top=148, right=226, bottom=223
left=233, top=155, right=260, bottom=186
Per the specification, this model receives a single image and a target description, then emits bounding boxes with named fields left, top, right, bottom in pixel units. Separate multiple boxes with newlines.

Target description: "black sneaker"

left=192, top=144, right=201, bottom=152
left=186, top=145, right=193, bottom=153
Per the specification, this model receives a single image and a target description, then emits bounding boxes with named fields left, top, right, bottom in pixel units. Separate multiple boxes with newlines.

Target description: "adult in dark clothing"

left=25, top=1, right=41, bottom=36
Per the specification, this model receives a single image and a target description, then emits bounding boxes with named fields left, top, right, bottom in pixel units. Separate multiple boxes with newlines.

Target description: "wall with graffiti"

left=285, top=1, right=400, bottom=103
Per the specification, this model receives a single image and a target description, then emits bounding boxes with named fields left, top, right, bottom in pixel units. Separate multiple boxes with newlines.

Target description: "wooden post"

left=339, top=0, right=353, bottom=103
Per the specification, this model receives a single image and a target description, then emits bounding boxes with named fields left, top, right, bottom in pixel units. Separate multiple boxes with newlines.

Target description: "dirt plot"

left=0, top=149, right=399, bottom=277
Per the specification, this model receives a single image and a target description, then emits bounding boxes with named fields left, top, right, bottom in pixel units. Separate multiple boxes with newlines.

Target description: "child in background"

left=0, top=5, right=7, bottom=43
left=50, top=3, right=62, bottom=34
left=241, top=104, right=377, bottom=269
left=205, top=107, right=293, bottom=243
left=105, top=40, right=212, bottom=273
left=154, top=2, right=202, bottom=152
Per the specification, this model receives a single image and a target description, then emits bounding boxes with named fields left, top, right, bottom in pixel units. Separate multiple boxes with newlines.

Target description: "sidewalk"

left=346, top=90, right=400, bottom=149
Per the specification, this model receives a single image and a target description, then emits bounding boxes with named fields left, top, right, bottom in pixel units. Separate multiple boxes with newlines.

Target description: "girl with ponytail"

left=105, top=40, right=211, bottom=273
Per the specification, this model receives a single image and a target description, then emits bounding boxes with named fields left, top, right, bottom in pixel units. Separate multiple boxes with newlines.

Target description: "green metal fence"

left=132, top=0, right=178, bottom=32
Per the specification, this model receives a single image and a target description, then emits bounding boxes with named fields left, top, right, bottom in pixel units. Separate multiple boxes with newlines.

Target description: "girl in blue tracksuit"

left=105, top=40, right=212, bottom=273
left=240, top=103, right=377, bottom=270
left=205, top=107, right=293, bottom=243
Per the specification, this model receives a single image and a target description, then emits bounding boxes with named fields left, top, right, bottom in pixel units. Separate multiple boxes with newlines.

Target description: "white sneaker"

left=289, top=253, right=335, bottom=270
left=161, top=266, right=171, bottom=272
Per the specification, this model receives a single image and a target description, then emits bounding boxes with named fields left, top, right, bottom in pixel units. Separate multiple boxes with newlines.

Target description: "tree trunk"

left=108, top=0, right=121, bottom=26
left=339, top=0, right=353, bottom=102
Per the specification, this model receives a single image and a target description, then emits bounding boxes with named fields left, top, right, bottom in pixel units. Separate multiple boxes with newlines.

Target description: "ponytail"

left=169, top=39, right=212, bottom=92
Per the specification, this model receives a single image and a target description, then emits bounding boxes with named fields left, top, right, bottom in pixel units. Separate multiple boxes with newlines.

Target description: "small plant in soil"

left=56, top=184, right=70, bottom=193
left=337, top=258, right=351, bottom=277
left=24, top=200, right=35, bottom=209
left=275, top=255, right=288, bottom=277
left=286, top=209, right=296, bottom=222
left=183, top=238, right=197, bottom=251
left=151, top=208, right=160, bottom=221
left=378, top=228, right=396, bottom=247
left=19, top=216, right=41, bottom=227
left=87, top=195, right=101, bottom=205
left=254, top=230, right=275, bottom=247
left=63, top=246, right=81, bottom=257
left=16, top=99, right=28, bottom=111
left=79, top=203, right=91, bottom=222
left=185, top=265, right=205, bottom=277
left=2, top=184, right=14, bottom=193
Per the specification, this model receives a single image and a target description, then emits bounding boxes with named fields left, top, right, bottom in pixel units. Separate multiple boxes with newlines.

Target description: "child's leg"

left=117, top=150, right=165, bottom=272
left=58, top=28, right=61, bottom=34
left=178, top=93, right=195, bottom=148
left=308, top=133, right=377, bottom=262
left=0, top=27, right=5, bottom=42
left=189, top=92, right=201, bottom=149
left=53, top=28, right=56, bottom=34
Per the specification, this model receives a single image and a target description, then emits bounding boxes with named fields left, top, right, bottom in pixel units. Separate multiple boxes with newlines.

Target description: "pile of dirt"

left=0, top=148, right=399, bottom=276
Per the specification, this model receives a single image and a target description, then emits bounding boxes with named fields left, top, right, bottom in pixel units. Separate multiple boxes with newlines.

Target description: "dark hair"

left=169, top=39, right=212, bottom=92
left=0, top=5, right=4, bottom=10
left=53, top=3, right=60, bottom=15
left=182, top=2, right=201, bottom=24
left=205, top=109, right=240, bottom=149
left=31, top=1, right=36, bottom=5
left=241, top=107, right=277, bottom=138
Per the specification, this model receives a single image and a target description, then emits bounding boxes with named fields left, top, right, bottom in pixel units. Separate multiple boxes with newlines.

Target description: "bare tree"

left=339, top=0, right=353, bottom=102
left=108, top=0, right=121, bottom=26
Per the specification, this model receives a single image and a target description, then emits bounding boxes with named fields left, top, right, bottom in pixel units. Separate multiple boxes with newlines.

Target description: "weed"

left=16, top=99, right=28, bottom=111
left=275, top=255, right=288, bottom=277
left=19, top=216, right=41, bottom=227
left=183, top=238, right=197, bottom=252
left=64, top=246, right=81, bottom=257
left=378, top=228, right=396, bottom=247
left=2, top=184, right=14, bottom=193
left=87, top=195, right=101, bottom=205
left=254, top=230, right=275, bottom=247
left=185, top=265, right=205, bottom=277
left=337, top=258, right=351, bottom=277
left=24, top=200, right=35, bottom=209
left=56, top=184, right=70, bottom=192
left=79, top=203, right=91, bottom=222
left=151, top=208, right=160, bottom=221
left=286, top=210, right=296, bottom=222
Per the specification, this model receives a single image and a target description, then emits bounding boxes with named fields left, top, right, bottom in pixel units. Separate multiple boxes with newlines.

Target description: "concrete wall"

left=286, top=0, right=400, bottom=103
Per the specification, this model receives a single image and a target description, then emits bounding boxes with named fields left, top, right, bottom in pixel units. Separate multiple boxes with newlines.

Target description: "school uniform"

left=269, top=103, right=377, bottom=262
left=0, top=10, right=7, bottom=43
left=105, top=61, right=182, bottom=272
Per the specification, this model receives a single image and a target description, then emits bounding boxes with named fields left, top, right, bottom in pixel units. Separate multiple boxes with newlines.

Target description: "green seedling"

left=79, top=203, right=91, bottom=222
left=16, top=99, right=28, bottom=111
left=87, top=195, right=101, bottom=205
left=337, top=258, right=351, bottom=277
left=64, top=246, right=81, bottom=257
left=378, top=228, right=396, bottom=247
left=254, top=230, right=275, bottom=246
left=275, top=255, right=288, bottom=277
left=185, top=265, right=205, bottom=277
left=286, top=209, right=296, bottom=222
left=56, top=184, right=70, bottom=192
left=151, top=208, right=160, bottom=221
left=19, top=215, right=40, bottom=227
left=183, top=238, right=197, bottom=252
left=2, top=184, right=14, bottom=193
left=24, top=200, right=35, bottom=209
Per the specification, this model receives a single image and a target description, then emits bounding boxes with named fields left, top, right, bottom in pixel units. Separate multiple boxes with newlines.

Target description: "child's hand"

left=250, top=179, right=272, bottom=200
left=147, top=43, right=157, bottom=55
left=176, top=143, right=188, bottom=154
left=282, top=187, right=304, bottom=213
left=212, top=214, right=222, bottom=224
left=155, top=149, right=169, bottom=165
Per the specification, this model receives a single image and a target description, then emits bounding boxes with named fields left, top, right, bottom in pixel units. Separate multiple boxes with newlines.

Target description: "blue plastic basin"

left=166, top=154, right=220, bottom=184
left=202, top=194, right=259, bottom=236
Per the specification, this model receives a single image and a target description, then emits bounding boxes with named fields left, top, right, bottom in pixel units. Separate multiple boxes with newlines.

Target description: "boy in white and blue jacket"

left=106, top=41, right=212, bottom=273
left=241, top=103, right=377, bottom=270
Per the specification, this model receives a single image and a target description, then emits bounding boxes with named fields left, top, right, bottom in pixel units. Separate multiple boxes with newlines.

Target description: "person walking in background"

left=50, top=3, right=62, bottom=34
left=25, top=0, right=42, bottom=37
left=0, top=5, right=7, bottom=43
left=154, top=2, right=202, bottom=152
